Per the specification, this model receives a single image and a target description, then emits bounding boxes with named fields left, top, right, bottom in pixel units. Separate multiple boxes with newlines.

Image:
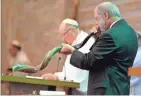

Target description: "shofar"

left=8, top=46, right=62, bottom=73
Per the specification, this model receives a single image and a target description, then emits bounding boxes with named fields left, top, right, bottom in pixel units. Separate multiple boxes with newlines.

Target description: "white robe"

left=55, top=31, right=95, bottom=94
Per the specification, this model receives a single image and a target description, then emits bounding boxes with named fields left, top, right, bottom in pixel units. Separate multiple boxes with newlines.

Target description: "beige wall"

left=1, top=0, right=75, bottom=76
left=2, top=1, right=77, bottom=94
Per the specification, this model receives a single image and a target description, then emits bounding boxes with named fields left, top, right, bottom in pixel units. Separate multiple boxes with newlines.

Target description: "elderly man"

left=7, top=40, right=30, bottom=77
left=60, top=2, right=138, bottom=95
left=41, top=19, right=95, bottom=95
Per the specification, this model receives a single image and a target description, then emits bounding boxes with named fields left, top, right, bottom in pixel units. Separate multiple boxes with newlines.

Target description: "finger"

left=59, top=46, right=66, bottom=53
left=90, top=26, right=98, bottom=33
left=61, top=43, right=67, bottom=47
left=42, top=75, right=51, bottom=79
left=46, top=76, right=53, bottom=80
left=41, top=73, right=52, bottom=78
left=41, top=75, right=46, bottom=78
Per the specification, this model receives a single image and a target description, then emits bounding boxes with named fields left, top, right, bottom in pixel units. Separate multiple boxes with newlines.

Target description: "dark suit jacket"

left=70, top=19, right=138, bottom=95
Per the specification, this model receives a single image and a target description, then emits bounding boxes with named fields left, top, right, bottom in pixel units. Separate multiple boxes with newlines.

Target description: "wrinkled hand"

left=90, top=25, right=101, bottom=38
left=41, top=73, right=58, bottom=80
left=60, top=43, right=75, bottom=55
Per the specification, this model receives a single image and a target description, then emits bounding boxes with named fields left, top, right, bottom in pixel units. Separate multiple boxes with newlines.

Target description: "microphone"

left=56, top=56, right=67, bottom=80
left=64, top=63, right=66, bottom=80
left=57, top=56, right=66, bottom=80
left=57, top=57, right=61, bottom=72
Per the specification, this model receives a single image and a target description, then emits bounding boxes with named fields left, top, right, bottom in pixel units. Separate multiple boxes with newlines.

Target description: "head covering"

left=62, top=18, right=79, bottom=27
left=11, top=40, right=21, bottom=47
left=11, top=40, right=21, bottom=50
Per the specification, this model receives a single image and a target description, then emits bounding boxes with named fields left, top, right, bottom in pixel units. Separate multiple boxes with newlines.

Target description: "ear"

left=70, top=28, right=76, bottom=36
left=70, top=28, right=75, bottom=33
left=104, top=12, right=109, bottom=20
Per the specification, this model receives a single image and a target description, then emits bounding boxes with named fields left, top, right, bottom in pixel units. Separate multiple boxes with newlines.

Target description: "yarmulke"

left=62, top=18, right=79, bottom=27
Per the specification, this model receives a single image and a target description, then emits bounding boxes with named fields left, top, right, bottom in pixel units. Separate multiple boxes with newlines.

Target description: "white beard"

left=99, top=16, right=106, bottom=31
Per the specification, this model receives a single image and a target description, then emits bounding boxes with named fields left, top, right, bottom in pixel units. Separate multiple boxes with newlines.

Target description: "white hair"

left=62, top=18, right=79, bottom=27
left=97, top=2, right=121, bottom=17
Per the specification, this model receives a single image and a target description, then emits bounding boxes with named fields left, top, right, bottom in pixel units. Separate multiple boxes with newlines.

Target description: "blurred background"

left=1, top=0, right=141, bottom=81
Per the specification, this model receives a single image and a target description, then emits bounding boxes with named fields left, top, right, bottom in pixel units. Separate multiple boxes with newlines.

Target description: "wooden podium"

left=1, top=75, right=79, bottom=95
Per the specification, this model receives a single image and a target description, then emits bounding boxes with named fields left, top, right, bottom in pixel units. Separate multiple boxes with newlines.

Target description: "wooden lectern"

left=1, top=75, right=79, bottom=95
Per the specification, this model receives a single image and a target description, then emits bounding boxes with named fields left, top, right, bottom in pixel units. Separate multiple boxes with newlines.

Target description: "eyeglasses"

left=61, top=26, right=78, bottom=37
left=62, top=28, right=72, bottom=37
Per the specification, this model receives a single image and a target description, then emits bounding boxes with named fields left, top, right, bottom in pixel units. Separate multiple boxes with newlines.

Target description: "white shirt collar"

left=72, top=30, right=87, bottom=46
left=110, top=19, right=120, bottom=28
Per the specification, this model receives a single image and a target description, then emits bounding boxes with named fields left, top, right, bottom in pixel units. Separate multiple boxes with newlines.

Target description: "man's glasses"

left=62, top=28, right=72, bottom=37
left=62, top=26, right=78, bottom=37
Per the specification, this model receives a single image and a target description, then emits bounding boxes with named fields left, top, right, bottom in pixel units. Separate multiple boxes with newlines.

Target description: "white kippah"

left=62, top=18, right=79, bottom=27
